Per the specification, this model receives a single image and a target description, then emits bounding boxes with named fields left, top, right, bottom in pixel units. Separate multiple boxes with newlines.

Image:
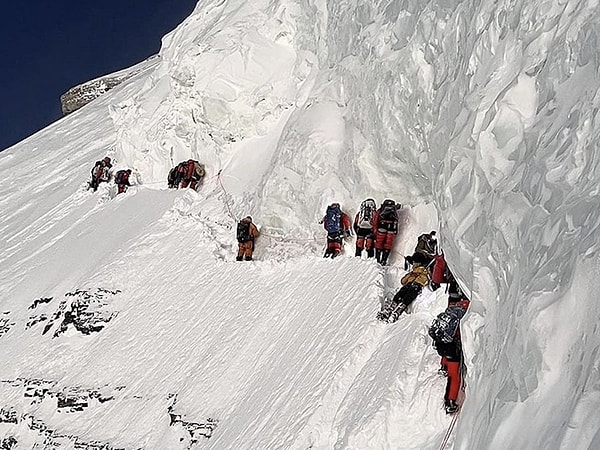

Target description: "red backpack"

left=431, top=253, right=448, bottom=284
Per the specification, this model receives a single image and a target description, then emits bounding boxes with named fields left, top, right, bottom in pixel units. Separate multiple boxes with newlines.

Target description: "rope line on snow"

left=215, top=169, right=239, bottom=222
left=439, top=410, right=459, bottom=450
left=260, top=231, right=321, bottom=244
left=213, top=168, right=323, bottom=245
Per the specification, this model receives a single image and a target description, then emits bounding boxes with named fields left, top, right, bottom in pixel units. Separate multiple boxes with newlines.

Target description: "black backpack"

left=428, top=306, right=465, bottom=345
left=236, top=221, right=251, bottom=242
left=378, top=200, right=398, bottom=232
left=114, top=170, right=125, bottom=184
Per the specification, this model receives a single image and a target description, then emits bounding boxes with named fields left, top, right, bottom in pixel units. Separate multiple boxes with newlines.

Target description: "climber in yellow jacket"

left=377, top=265, right=430, bottom=323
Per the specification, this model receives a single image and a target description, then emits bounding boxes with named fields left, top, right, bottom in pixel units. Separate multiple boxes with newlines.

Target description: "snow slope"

left=2, top=0, right=600, bottom=449
left=0, top=191, right=446, bottom=449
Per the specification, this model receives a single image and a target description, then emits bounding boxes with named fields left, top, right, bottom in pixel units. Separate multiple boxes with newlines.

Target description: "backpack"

left=431, top=254, right=448, bottom=284
left=378, top=200, right=398, bottom=232
left=168, top=167, right=177, bottom=183
left=357, top=199, right=376, bottom=229
left=237, top=221, right=251, bottom=242
left=428, top=306, right=465, bottom=345
left=194, top=162, right=206, bottom=178
left=92, top=161, right=104, bottom=178
left=324, top=205, right=342, bottom=234
left=417, top=233, right=437, bottom=254
left=115, top=170, right=127, bottom=184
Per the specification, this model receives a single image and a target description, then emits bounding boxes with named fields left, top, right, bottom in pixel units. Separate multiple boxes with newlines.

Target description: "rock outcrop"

left=60, top=55, right=159, bottom=115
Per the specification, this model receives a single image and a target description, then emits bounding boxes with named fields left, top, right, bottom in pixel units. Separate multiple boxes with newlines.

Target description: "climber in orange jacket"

left=236, top=216, right=260, bottom=261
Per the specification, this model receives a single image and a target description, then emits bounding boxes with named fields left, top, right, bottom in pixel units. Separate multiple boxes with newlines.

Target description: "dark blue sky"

left=0, top=0, right=198, bottom=151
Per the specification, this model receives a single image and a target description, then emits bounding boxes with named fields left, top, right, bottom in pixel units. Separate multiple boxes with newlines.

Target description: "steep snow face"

left=110, top=1, right=600, bottom=446
left=2, top=0, right=600, bottom=449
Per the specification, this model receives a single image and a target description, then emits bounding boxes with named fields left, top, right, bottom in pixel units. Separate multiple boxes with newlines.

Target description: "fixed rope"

left=260, top=231, right=321, bottom=243
left=438, top=409, right=460, bottom=450
left=215, top=169, right=238, bottom=222
left=214, top=169, right=322, bottom=245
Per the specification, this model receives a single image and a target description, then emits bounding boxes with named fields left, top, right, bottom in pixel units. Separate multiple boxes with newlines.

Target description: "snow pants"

left=167, top=168, right=181, bottom=188
left=89, top=177, right=100, bottom=191
left=375, top=231, right=395, bottom=264
left=375, top=230, right=395, bottom=251
left=324, top=233, right=343, bottom=258
left=355, top=227, right=374, bottom=258
left=392, top=283, right=422, bottom=309
left=442, top=357, right=461, bottom=402
left=237, top=240, right=255, bottom=261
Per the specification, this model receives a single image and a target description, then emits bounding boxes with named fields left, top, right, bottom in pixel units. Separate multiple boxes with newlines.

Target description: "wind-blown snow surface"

left=2, top=0, right=600, bottom=449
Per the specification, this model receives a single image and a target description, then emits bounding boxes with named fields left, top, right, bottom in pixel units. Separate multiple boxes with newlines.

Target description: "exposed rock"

left=60, top=78, right=124, bottom=115
left=0, top=314, right=14, bottom=338
left=0, top=407, right=18, bottom=424
left=29, top=297, right=53, bottom=309
left=1, top=379, right=123, bottom=449
left=0, top=437, right=17, bottom=450
left=26, top=288, right=121, bottom=337
left=60, top=55, right=159, bottom=115
left=167, top=394, right=218, bottom=442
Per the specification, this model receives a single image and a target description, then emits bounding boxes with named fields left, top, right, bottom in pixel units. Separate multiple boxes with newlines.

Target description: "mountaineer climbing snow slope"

left=2, top=0, right=600, bottom=449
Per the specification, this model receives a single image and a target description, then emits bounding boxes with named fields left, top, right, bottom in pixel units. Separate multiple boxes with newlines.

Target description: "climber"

left=236, top=216, right=260, bottom=261
left=114, top=169, right=132, bottom=194
left=322, top=203, right=352, bottom=259
left=429, top=299, right=470, bottom=414
left=430, top=251, right=449, bottom=291
left=179, top=159, right=206, bottom=190
left=447, top=274, right=469, bottom=307
left=376, top=265, right=430, bottom=322
left=372, top=199, right=399, bottom=265
left=430, top=252, right=470, bottom=304
left=88, top=156, right=112, bottom=191
left=353, top=198, right=377, bottom=258
left=405, top=231, right=437, bottom=269
left=167, top=165, right=182, bottom=189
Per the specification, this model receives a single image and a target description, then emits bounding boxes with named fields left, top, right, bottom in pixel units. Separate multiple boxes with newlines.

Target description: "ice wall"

left=108, top=0, right=600, bottom=447
left=321, top=0, right=600, bottom=448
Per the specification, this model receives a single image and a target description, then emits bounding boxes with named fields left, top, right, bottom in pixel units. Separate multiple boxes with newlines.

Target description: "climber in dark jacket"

left=430, top=299, right=469, bottom=415
left=405, top=231, right=437, bottom=268
left=115, top=169, right=132, bottom=194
